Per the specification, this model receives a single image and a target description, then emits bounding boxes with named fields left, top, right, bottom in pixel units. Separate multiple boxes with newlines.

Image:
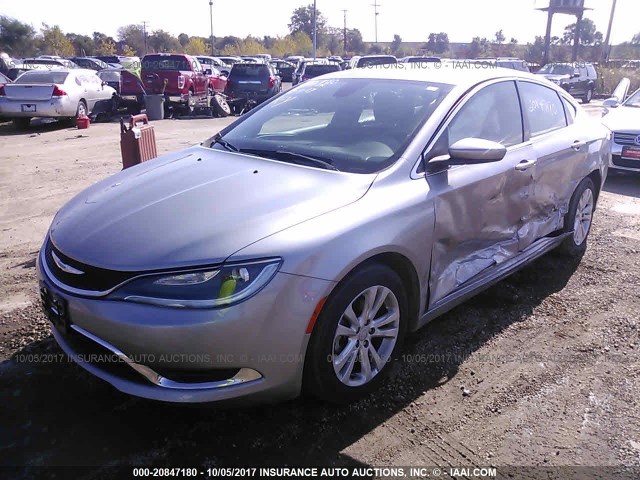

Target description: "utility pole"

left=142, top=21, right=148, bottom=55
left=312, top=0, right=317, bottom=59
left=209, top=0, right=215, bottom=56
left=602, top=0, right=618, bottom=63
left=371, top=1, right=380, bottom=43
left=341, top=9, right=348, bottom=54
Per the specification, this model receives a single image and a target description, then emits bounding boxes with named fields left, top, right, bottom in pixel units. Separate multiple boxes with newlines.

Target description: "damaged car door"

left=517, top=81, right=590, bottom=241
left=425, top=80, right=538, bottom=305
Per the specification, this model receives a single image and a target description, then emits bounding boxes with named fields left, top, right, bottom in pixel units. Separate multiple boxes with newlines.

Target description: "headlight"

left=110, top=259, right=281, bottom=309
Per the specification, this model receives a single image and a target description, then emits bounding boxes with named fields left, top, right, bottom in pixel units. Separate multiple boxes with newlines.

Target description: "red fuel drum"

left=120, top=114, right=158, bottom=170
left=76, top=115, right=90, bottom=129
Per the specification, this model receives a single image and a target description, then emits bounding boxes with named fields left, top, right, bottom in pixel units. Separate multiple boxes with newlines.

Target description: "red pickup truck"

left=141, top=53, right=210, bottom=116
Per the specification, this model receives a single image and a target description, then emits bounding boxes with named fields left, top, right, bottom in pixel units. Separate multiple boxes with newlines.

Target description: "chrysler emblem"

left=51, top=251, right=84, bottom=275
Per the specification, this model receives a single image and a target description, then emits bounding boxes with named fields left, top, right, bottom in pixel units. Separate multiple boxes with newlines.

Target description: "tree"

left=494, top=29, right=505, bottom=44
left=632, top=33, right=640, bottom=45
left=178, top=33, right=190, bottom=48
left=562, top=18, right=603, bottom=46
left=215, top=36, right=241, bottom=52
left=262, top=36, right=276, bottom=50
left=289, top=4, right=327, bottom=39
left=525, top=36, right=546, bottom=64
left=122, top=45, right=136, bottom=56
left=290, top=31, right=312, bottom=56
left=95, top=39, right=117, bottom=55
left=391, top=34, right=402, bottom=54
left=185, top=37, right=207, bottom=55
left=346, top=29, right=365, bottom=55
left=469, top=37, right=490, bottom=58
left=148, top=30, right=181, bottom=53
left=40, top=24, right=75, bottom=56
left=425, top=32, right=449, bottom=54
left=270, top=36, right=298, bottom=58
left=117, top=25, right=146, bottom=56
left=66, top=33, right=95, bottom=56
left=0, top=16, right=38, bottom=56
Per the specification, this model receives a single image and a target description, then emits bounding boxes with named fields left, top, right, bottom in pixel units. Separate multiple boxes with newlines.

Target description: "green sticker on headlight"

left=219, top=277, right=237, bottom=300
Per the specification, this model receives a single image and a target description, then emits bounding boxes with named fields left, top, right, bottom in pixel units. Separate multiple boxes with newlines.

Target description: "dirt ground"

left=1, top=103, right=639, bottom=478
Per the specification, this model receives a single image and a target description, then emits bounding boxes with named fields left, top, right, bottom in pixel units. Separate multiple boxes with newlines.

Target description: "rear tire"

left=76, top=100, right=88, bottom=119
left=303, top=263, right=408, bottom=404
left=13, top=118, right=31, bottom=130
left=559, top=177, right=596, bottom=258
left=211, top=94, right=230, bottom=117
left=583, top=88, right=593, bottom=104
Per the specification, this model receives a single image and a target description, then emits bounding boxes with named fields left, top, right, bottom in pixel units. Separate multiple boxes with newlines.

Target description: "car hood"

left=50, top=146, right=375, bottom=271
left=601, top=106, right=640, bottom=132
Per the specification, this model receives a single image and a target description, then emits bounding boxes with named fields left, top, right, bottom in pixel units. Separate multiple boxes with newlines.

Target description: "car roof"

left=318, top=64, right=546, bottom=89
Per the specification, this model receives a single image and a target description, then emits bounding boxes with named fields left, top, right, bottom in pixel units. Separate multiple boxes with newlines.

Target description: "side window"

left=518, top=82, right=567, bottom=136
left=561, top=96, right=576, bottom=125
left=446, top=81, right=523, bottom=148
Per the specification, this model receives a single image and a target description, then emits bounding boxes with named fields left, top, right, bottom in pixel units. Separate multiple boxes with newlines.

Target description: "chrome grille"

left=613, top=132, right=640, bottom=146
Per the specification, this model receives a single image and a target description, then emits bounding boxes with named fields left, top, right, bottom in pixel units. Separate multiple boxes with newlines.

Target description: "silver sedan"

left=37, top=66, right=610, bottom=405
left=0, top=69, right=116, bottom=129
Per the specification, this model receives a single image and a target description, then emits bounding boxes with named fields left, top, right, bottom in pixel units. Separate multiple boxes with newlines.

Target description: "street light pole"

left=209, top=0, right=214, bottom=56
left=313, top=0, right=317, bottom=59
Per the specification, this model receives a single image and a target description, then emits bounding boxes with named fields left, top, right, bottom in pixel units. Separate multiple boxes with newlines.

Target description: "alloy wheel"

left=332, top=285, right=400, bottom=387
left=573, top=188, right=593, bottom=246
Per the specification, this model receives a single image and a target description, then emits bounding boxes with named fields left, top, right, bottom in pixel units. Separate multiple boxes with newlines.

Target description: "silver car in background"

left=601, top=87, right=640, bottom=172
left=0, top=69, right=116, bottom=129
left=37, top=66, right=609, bottom=405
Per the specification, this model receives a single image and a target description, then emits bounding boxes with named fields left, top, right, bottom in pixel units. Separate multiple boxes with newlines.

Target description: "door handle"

left=571, top=140, right=586, bottom=151
left=515, top=159, right=536, bottom=171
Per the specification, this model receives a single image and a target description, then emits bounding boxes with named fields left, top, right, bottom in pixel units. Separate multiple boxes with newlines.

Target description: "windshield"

left=210, top=78, right=453, bottom=174
left=15, top=71, right=69, bottom=84
left=623, top=89, right=640, bottom=107
left=538, top=64, right=573, bottom=75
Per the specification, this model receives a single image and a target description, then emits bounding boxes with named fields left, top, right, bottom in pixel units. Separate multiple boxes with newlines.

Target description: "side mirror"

left=603, top=98, right=619, bottom=108
left=429, top=138, right=507, bottom=169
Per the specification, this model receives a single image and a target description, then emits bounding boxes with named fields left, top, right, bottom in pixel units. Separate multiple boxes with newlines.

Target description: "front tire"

left=583, top=88, right=593, bottom=104
left=559, top=177, right=596, bottom=257
left=303, top=263, right=408, bottom=404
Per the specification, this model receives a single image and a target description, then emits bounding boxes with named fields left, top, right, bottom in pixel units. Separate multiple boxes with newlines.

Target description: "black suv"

left=224, top=63, right=282, bottom=112
left=536, top=62, right=598, bottom=103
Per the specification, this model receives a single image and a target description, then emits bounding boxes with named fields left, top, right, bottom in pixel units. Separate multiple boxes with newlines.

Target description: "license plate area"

left=21, top=104, right=37, bottom=113
left=40, top=283, right=70, bottom=334
left=622, top=146, right=640, bottom=161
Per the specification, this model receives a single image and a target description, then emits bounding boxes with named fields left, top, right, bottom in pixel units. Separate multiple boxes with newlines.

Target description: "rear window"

left=142, top=55, right=193, bottom=71
left=98, top=70, right=121, bottom=82
left=15, top=71, right=69, bottom=84
left=230, top=64, right=269, bottom=77
left=357, top=57, right=397, bottom=68
left=305, top=65, right=340, bottom=75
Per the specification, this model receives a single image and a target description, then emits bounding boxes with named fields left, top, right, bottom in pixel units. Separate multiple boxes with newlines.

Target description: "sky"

left=0, top=0, right=637, bottom=46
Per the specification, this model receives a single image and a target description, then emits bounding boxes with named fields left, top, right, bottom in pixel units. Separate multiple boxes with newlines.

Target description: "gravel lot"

left=1, top=102, right=639, bottom=478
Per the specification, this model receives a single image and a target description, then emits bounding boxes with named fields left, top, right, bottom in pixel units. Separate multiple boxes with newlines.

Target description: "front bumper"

left=610, top=138, right=640, bottom=172
left=37, top=248, right=334, bottom=403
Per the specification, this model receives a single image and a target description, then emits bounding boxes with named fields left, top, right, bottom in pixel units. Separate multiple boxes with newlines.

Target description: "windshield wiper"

left=240, top=148, right=340, bottom=171
left=212, top=133, right=239, bottom=152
